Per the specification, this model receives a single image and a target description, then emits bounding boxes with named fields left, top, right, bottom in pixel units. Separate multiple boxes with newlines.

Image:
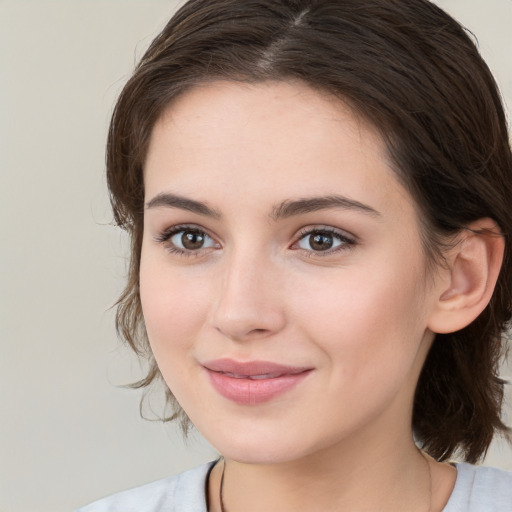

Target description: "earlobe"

left=427, top=218, right=504, bottom=334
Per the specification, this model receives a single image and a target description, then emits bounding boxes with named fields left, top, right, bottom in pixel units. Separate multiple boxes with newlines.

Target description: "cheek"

left=139, top=258, right=215, bottom=407
left=139, top=253, right=210, bottom=359
left=292, top=252, right=429, bottom=379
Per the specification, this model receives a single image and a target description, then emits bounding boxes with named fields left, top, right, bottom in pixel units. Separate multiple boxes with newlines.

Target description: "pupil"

left=310, top=233, right=333, bottom=251
left=182, top=231, right=204, bottom=250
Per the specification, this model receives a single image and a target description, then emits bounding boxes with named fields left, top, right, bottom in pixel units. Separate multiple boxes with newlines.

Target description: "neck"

left=209, top=435, right=435, bottom=512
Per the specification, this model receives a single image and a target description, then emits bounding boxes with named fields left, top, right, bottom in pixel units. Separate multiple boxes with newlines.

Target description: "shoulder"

left=75, top=461, right=216, bottom=512
left=443, top=463, right=512, bottom=512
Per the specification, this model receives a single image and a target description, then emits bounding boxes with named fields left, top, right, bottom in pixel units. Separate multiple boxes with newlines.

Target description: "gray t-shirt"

left=76, top=461, right=512, bottom=511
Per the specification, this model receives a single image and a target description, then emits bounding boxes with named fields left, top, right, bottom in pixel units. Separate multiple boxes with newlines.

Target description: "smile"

left=202, top=359, right=313, bottom=405
left=223, top=372, right=286, bottom=380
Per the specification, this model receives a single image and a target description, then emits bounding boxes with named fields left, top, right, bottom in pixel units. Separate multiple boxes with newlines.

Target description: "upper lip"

left=202, top=358, right=312, bottom=378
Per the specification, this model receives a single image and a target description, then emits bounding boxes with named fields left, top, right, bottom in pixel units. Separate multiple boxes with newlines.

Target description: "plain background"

left=1, top=1, right=511, bottom=511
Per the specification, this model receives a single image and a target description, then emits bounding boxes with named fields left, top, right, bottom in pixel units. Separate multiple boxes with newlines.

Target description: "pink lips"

left=202, top=359, right=313, bottom=405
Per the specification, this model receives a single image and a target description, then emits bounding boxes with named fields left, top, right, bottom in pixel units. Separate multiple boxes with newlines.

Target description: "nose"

left=211, top=251, right=287, bottom=342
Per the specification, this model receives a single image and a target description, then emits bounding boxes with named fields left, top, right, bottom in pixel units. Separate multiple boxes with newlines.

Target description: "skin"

left=140, top=80, right=457, bottom=511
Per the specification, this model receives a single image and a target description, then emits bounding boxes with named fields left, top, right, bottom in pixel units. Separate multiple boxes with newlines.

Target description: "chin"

left=222, top=446, right=299, bottom=465
left=198, top=424, right=318, bottom=466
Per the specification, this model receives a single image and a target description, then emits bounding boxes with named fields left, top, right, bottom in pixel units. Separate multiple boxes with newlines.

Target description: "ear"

left=427, top=218, right=504, bottom=334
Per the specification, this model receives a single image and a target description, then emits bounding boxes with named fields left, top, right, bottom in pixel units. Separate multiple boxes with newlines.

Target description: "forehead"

left=149, top=80, right=383, bottom=162
left=144, top=80, right=415, bottom=219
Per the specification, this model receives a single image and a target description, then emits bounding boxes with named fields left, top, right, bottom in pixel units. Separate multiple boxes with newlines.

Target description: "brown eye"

left=181, top=230, right=205, bottom=250
left=296, top=229, right=353, bottom=253
left=308, top=233, right=333, bottom=251
left=166, top=228, right=217, bottom=252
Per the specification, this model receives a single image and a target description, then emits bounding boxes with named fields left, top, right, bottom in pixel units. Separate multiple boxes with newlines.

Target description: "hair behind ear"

left=415, top=220, right=510, bottom=462
left=427, top=219, right=505, bottom=335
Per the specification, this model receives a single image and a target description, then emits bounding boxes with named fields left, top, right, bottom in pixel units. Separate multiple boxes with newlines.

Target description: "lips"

left=202, top=359, right=313, bottom=405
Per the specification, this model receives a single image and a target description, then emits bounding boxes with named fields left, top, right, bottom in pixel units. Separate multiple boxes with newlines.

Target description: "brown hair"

left=107, top=0, right=512, bottom=463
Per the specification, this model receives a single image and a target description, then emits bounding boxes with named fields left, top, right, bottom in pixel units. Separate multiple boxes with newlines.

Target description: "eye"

left=171, top=229, right=215, bottom=250
left=155, top=225, right=219, bottom=255
left=294, top=228, right=355, bottom=253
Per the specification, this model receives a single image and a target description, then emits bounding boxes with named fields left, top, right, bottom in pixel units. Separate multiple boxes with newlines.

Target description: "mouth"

left=220, top=372, right=294, bottom=380
left=202, top=359, right=313, bottom=405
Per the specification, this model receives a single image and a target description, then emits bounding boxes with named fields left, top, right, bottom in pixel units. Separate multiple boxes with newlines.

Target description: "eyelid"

left=291, top=225, right=357, bottom=255
left=154, top=223, right=221, bottom=255
left=295, top=225, right=356, bottom=240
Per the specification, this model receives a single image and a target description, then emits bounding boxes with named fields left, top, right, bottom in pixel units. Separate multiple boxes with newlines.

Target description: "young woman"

left=79, top=0, right=512, bottom=510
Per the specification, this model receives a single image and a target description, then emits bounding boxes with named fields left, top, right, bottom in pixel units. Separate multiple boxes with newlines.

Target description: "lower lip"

left=205, top=369, right=312, bottom=405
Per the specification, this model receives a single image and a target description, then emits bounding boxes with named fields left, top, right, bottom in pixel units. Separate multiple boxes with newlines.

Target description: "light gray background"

left=1, top=1, right=511, bottom=511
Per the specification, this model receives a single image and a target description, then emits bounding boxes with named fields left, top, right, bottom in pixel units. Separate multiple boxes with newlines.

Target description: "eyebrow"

left=270, top=195, right=381, bottom=220
left=145, top=192, right=380, bottom=220
left=146, top=192, right=222, bottom=218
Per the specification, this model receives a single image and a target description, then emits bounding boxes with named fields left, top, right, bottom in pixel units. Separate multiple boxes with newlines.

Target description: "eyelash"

left=154, top=224, right=356, bottom=258
left=154, top=224, right=219, bottom=258
left=293, top=226, right=356, bottom=257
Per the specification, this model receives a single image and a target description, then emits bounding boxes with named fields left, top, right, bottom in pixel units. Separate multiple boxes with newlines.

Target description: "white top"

left=76, top=461, right=512, bottom=511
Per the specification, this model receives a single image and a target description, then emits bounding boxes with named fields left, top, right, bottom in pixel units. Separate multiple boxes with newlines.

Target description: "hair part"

left=107, top=0, right=512, bottom=462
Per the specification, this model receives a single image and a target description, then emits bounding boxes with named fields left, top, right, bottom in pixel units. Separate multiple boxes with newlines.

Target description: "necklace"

left=218, top=457, right=228, bottom=512
left=422, top=450, right=433, bottom=512
left=217, top=453, right=432, bottom=512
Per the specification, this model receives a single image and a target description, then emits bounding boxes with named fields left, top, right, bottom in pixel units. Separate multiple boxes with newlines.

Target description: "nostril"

left=215, top=324, right=274, bottom=342
left=211, top=278, right=287, bottom=341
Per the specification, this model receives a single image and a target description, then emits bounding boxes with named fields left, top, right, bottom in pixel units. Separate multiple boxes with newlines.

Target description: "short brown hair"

left=107, top=0, right=512, bottom=462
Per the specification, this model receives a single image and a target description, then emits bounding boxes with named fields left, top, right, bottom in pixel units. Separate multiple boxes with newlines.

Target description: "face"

left=140, top=81, right=441, bottom=464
